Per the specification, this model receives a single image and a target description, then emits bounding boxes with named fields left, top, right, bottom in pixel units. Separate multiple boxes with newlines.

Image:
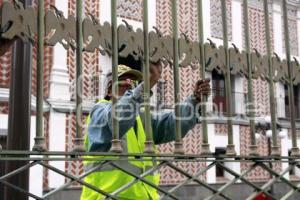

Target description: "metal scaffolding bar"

left=172, top=0, right=184, bottom=154
left=32, top=0, right=46, bottom=152
left=110, top=0, right=123, bottom=153
left=282, top=0, right=300, bottom=156
left=74, top=0, right=85, bottom=151
left=221, top=0, right=235, bottom=155
left=263, top=0, right=280, bottom=156
left=243, top=0, right=258, bottom=156
left=197, top=0, right=210, bottom=155
left=142, top=0, right=154, bottom=153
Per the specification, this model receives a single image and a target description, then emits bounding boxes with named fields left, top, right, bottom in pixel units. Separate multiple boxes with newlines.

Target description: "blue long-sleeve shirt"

left=86, top=84, right=200, bottom=152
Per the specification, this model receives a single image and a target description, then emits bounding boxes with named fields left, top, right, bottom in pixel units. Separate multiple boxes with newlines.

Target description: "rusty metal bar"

left=110, top=0, right=122, bottom=152
left=32, top=0, right=46, bottom=152
left=243, top=0, right=258, bottom=155
left=142, top=0, right=154, bottom=153
left=197, top=0, right=210, bottom=155
left=221, top=0, right=235, bottom=155
left=263, top=0, right=280, bottom=156
left=282, top=0, right=299, bottom=155
left=73, top=0, right=84, bottom=151
left=172, top=0, right=184, bottom=154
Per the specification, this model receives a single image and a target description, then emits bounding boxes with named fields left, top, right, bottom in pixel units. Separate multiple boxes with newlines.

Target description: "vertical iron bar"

left=221, top=0, right=235, bottom=155
left=282, top=0, right=299, bottom=155
left=32, top=0, right=46, bottom=152
left=5, top=0, right=33, bottom=198
left=110, top=0, right=122, bottom=152
left=243, top=0, right=258, bottom=155
left=143, top=0, right=154, bottom=153
left=73, top=0, right=84, bottom=151
left=263, top=0, right=280, bottom=155
left=197, top=0, right=210, bottom=154
left=172, top=0, right=184, bottom=154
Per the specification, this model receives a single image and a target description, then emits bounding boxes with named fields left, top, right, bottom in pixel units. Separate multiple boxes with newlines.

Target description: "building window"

left=212, top=70, right=227, bottom=114
left=284, top=85, right=300, bottom=119
left=215, top=148, right=226, bottom=178
left=288, top=150, right=296, bottom=177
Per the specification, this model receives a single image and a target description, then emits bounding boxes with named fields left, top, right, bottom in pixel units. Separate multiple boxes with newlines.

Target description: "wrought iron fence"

left=1, top=0, right=300, bottom=199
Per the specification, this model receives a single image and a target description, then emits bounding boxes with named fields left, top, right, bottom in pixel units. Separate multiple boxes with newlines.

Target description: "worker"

left=80, top=63, right=211, bottom=200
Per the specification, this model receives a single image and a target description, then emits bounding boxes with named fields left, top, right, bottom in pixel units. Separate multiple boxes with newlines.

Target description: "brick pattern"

left=240, top=126, right=282, bottom=181
left=67, top=0, right=100, bottom=101
left=282, top=18, right=298, bottom=56
left=248, top=5, right=274, bottom=55
left=42, top=113, right=50, bottom=190
left=31, top=0, right=54, bottom=98
left=158, top=124, right=206, bottom=185
left=0, top=48, right=12, bottom=88
left=248, top=5, right=273, bottom=117
left=117, top=0, right=143, bottom=22
left=65, top=113, right=87, bottom=186
left=210, top=0, right=232, bottom=41
left=215, top=124, right=228, bottom=135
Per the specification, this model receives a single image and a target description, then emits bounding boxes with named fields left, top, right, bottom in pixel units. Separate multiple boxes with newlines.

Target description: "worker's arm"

left=87, top=83, right=145, bottom=152
left=151, top=95, right=200, bottom=144
left=151, top=79, right=211, bottom=144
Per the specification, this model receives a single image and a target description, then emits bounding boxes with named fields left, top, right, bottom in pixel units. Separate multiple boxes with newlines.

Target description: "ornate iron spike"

left=50, top=5, right=63, bottom=18
left=122, top=19, right=133, bottom=31
left=152, top=26, right=162, bottom=37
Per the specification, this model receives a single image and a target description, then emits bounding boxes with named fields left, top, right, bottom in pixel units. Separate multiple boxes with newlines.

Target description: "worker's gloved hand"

left=149, top=62, right=162, bottom=88
left=193, top=78, right=211, bottom=102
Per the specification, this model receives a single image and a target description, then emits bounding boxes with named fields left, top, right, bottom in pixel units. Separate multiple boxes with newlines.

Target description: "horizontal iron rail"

left=1, top=151, right=300, bottom=160
left=163, top=161, right=231, bottom=200
left=39, top=162, right=117, bottom=199
left=42, top=161, right=112, bottom=199
left=110, top=162, right=179, bottom=200
left=217, top=162, right=277, bottom=200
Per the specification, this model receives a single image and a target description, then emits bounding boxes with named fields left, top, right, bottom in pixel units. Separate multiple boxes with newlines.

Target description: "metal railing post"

left=197, top=0, right=211, bottom=155
left=172, top=0, right=184, bottom=154
left=282, top=0, right=300, bottom=155
left=221, top=0, right=236, bottom=155
left=263, top=0, right=280, bottom=156
left=243, top=0, right=258, bottom=155
left=110, top=0, right=123, bottom=152
left=143, top=0, right=154, bottom=153
left=73, top=0, right=85, bottom=151
left=32, top=0, right=46, bottom=152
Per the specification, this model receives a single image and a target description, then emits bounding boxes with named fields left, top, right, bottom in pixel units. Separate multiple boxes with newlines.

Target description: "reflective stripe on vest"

left=81, top=99, right=160, bottom=200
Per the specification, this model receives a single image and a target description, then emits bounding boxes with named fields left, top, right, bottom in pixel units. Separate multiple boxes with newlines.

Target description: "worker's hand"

left=150, top=62, right=162, bottom=88
left=193, top=78, right=211, bottom=102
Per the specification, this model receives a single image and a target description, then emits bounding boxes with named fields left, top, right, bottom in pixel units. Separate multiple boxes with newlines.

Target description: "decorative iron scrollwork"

left=1, top=1, right=300, bottom=85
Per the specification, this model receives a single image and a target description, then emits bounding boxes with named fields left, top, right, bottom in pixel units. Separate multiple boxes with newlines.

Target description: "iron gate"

left=1, top=0, right=300, bottom=199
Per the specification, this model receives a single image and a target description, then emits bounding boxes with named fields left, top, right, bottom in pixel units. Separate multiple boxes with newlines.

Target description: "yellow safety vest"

left=80, top=99, right=160, bottom=200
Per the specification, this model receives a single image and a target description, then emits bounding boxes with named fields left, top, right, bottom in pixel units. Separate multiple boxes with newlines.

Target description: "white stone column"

left=29, top=116, right=43, bottom=199
left=280, top=128, right=289, bottom=180
left=224, top=125, right=241, bottom=181
left=297, top=8, right=300, bottom=58
left=47, top=0, right=69, bottom=189
left=203, top=0, right=211, bottom=40
left=206, top=124, right=216, bottom=183
left=48, top=112, right=67, bottom=189
left=273, top=0, right=283, bottom=57
left=232, top=0, right=243, bottom=49
left=231, top=0, right=244, bottom=116
left=49, top=0, right=70, bottom=101
left=272, top=1, right=286, bottom=118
